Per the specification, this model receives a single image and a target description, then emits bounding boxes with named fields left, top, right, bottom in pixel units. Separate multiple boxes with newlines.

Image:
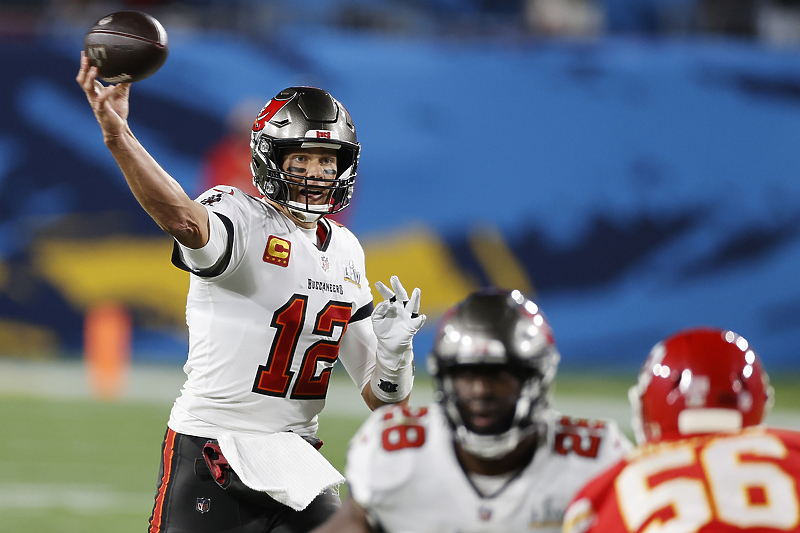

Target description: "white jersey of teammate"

left=346, top=403, right=632, bottom=533
left=167, top=186, right=377, bottom=439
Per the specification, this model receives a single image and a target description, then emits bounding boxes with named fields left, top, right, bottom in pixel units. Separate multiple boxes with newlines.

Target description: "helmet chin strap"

left=288, top=208, right=324, bottom=224
left=257, top=196, right=325, bottom=226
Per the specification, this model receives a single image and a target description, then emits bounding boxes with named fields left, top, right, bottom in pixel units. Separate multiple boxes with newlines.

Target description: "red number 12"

left=252, top=295, right=352, bottom=400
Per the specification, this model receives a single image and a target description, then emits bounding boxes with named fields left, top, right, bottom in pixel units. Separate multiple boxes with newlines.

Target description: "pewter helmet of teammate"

left=250, top=86, right=360, bottom=223
left=427, top=288, right=560, bottom=459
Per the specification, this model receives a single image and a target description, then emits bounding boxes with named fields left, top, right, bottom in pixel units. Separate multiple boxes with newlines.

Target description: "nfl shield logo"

left=196, top=497, right=211, bottom=513
left=479, top=506, right=492, bottom=521
left=320, top=255, right=330, bottom=272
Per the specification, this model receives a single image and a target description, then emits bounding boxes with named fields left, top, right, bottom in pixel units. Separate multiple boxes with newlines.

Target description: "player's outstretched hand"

left=77, top=51, right=130, bottom=139
left=371, top=276, right=426, bottom=370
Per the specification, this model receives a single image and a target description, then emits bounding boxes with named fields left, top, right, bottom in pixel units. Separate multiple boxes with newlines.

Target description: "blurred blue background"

left=2, top=0, right=800, bottom=374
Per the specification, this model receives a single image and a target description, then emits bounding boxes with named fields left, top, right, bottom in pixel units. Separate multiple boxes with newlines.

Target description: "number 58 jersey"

left=563, top=427, right=800, bottom=533
left=167, top=186, right=377, bottom=440
left=345, top=403, right=632, bottom=533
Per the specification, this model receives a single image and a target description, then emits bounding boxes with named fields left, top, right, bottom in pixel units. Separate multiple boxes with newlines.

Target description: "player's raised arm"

left=76, top=52, right=209, bottom=249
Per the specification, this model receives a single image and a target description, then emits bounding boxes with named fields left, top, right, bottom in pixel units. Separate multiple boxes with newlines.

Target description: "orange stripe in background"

left=149, top=429, right=177, bottom=533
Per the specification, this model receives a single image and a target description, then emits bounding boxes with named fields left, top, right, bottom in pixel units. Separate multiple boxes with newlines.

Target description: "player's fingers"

left=81, top=55, right=97, bottom=88
left=372, top=300, right=390, bottom=319
left=375, top=280, right=394, bottom=301
left=94, top=80, right=112, bottom=105
left=97, top=78, right=125, bottom=104
left=408, top=287, right=421, bottom=315
left=389, top=275, right=409, bottom=304
left=82, top=67, right=102, bottom=98
left=113, top=82, right=130, bottom=99
left=411, top=314, right=426, bottom=330
left=79, top=63, right=94, bottom=94
left=76, top=52, right=88, bottom=85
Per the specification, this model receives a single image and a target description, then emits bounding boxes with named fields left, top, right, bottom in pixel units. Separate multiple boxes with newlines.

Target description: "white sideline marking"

left=0, top=483, right=152, bottom=513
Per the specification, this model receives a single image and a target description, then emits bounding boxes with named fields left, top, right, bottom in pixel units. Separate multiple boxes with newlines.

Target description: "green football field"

left=1, top=362, right=798, bottom=533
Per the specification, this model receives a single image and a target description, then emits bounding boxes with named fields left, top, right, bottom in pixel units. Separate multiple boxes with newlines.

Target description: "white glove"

left=371, top=275, right=426, bottom=370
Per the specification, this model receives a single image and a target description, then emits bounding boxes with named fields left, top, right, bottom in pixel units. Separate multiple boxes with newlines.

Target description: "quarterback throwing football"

left=313, top=289, right=631, bottom=533
left=563, top=327, right=800, bottom=533
left=77, top=54, right=425, bottom=533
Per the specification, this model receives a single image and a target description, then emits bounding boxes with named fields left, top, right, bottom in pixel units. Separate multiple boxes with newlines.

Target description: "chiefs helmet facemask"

left=250, top=87, right=360, bottom=223
left=629, top=327, right=774, bottom=445
left=427, top=289, right=560, bottom=460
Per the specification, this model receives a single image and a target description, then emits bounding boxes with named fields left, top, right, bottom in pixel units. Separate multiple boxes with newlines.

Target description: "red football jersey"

left=563, top=427, right=800, bottom=533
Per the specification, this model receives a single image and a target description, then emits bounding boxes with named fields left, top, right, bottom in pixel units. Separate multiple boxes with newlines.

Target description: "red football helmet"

left=629, top=327, right=774, bottom=445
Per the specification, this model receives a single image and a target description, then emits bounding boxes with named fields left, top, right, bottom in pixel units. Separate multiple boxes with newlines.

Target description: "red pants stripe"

left=149, top=428, right=177, bottom=533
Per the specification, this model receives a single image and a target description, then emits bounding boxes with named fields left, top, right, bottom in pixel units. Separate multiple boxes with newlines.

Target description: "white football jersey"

left=167, top=186, right=377, bottom=439
left=346, top=403, right=632, bottom=533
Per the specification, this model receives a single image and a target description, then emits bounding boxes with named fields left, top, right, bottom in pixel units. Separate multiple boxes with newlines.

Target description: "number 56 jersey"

left=345, top=403, right=632, bottom=533
left=563, top=427, right=800, bottom=533
left=167, top=186, right=377, bottom=440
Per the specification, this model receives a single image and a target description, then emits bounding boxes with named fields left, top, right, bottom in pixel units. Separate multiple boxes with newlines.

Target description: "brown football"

left=83, top=11, right=168, bottom=83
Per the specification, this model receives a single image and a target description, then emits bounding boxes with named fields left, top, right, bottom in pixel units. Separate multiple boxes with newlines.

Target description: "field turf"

left=2, top=369, right=798, bottom=533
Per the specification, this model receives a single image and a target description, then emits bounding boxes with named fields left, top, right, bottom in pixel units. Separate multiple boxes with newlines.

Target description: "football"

left=83, top=11, right=168, bottom=83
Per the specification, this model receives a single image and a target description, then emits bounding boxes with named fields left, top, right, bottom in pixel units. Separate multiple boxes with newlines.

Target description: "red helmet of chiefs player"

left=629, top=327, right=774, bottom=445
